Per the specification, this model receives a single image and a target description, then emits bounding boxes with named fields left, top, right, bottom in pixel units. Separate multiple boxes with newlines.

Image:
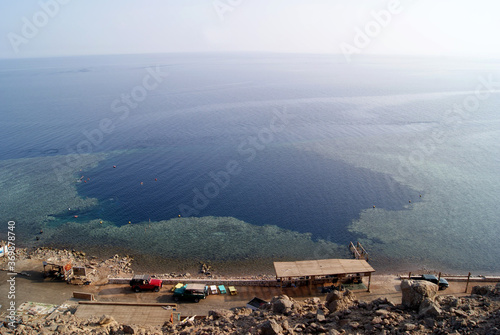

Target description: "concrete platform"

left=75, top=304, right=174, bottom=326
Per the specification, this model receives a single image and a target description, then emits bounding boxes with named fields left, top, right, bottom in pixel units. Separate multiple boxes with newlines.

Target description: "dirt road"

left=1, top=259, right=495, bottom=327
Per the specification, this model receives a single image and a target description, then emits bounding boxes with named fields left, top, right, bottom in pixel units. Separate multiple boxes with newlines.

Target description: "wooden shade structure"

left=274, top=259, right=375, bottom=292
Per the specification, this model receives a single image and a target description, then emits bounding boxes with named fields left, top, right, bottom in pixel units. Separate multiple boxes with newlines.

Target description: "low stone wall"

left=109, top=277, right=337, bottom=287
left=399, top=275, right=500, bottom=282
left=111, top=275, right=500, bottom=287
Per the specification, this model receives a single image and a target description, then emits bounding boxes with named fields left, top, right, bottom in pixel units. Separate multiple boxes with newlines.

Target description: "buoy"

left=155, top=178, right=157, bottom=181
left=74, top=215, right=78, bottom=218
left=409, top=200, right=411, bottom=203
left=129, top=221, right=131, bottom=224
left=113, top=165, right=116, bottom=168
left=140, top=182, right=143, bottom=185
left=373, top=205, right=376, bottom=208
left=419, top=194, right=422, bottom=197
left=178, top=215, right=181, bottom=218
left=100, top=221, right=103, bottom=224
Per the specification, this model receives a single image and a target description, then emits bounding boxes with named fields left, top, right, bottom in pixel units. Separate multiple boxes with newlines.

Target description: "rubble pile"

left=8, top=247, right=276, bottom=283
left=11, top=247, right=134, bottom=285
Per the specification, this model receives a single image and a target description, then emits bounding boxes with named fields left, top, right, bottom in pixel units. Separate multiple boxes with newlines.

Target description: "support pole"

left=309, top=276, right=315, bottom=290
left=367, top=273, right=372, bottom=292
left=465, top=272, right=471, bottom=293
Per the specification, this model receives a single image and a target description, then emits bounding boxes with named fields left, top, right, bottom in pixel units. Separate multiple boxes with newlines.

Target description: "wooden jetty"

left=349, top=242, right=369, bottom=261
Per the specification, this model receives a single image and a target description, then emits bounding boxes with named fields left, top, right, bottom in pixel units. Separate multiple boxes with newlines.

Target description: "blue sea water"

left=1, top=53, right=499, bottom=272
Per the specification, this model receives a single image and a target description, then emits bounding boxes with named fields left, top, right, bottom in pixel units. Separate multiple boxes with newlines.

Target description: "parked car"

left=129, top=274, right=163, bottom=292
left=410, top=274, right=449, bottom=290
left=173, top=283, right=208, bottom=303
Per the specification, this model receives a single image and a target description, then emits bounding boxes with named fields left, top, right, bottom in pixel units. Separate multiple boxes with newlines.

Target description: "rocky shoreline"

left=7, top=247, right=277, bottom=284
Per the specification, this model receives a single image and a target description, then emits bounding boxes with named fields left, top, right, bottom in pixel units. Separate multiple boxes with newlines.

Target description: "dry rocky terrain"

left=2, top=281, right=500, bottom=334
left=1, top=248, right=500, bottom=334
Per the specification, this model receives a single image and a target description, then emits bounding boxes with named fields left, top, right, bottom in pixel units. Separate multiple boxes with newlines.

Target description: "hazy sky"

left=1, top=0, right=499, bottom=58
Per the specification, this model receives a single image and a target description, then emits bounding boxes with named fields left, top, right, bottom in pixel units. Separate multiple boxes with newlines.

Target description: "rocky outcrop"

left=325, top=289, right=356, bottom=313
left=471, top=283, right=500, bottom=296
left=270, top=295, right=294, bottom=314
left=258, top=319, right=283, bottom=334
left=401, top=279, right=438, bottom=310
left=418, top=297, right=442, bottom=317
left=400, top=279, right=444, bottom=318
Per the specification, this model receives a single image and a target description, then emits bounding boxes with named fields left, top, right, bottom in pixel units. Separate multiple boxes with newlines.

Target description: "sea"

left=1, top=53, right=499, bottom=274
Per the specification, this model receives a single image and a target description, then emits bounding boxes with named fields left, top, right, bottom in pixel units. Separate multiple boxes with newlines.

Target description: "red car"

left=129, top=275, right=163, bottom=292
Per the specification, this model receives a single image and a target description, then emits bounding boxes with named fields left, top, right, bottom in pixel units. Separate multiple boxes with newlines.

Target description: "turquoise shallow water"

left=1, top=54, right=499, bottom=274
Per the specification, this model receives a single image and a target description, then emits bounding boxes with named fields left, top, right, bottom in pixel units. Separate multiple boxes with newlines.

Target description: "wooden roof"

left=274, top=259, right=375, bottom=278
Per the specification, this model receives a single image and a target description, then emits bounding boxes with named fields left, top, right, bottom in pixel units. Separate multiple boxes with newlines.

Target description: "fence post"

left=465, top=272, right=471, bottom=293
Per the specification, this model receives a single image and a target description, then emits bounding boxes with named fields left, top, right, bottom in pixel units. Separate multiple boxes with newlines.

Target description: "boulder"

left=471, top=285, right=494, bottom=296
left=98, top=314, right=119, bottom=330
left=55, top=325, right=69, bottom=333
left=235, top=307, right=253, bottom=316
left=326, top=290, right=343, bottom=304
left=375, top=309, right=390, bottom=317
left=419, top=297, right=442, bottom=317
left=316, top=308, right=326, bottom=322
left=401, top=280, right=438, bottom=310
left=271, top=295, right=294, bottom=314
left=98, top=315, right=116, bottom=326
left=444, top=296, right=460, bottom=308
left=454, top=309, right=468, bottom=318
left=258, top=319, right=283, bottom=335
left=122, top=324, right=137, bottom=334
left=404, top=323, right=417, bottom=331
left=208, top=309, right=234, bottom=320
left=326, top=289, right=356, bottom=313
